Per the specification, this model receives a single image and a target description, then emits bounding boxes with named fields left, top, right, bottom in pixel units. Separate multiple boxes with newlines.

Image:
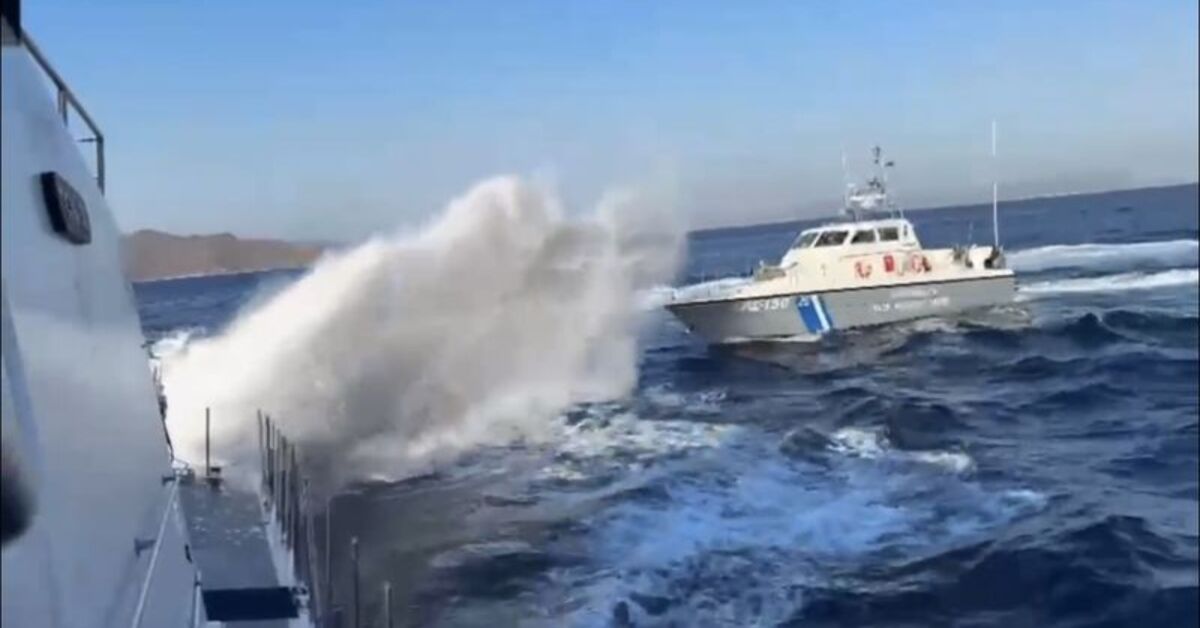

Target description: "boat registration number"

left=738, top=297, right=790, bottom=313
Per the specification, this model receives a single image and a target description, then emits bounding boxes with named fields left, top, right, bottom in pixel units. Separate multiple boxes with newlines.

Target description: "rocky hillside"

left=122, top=230, right=326, bottom=281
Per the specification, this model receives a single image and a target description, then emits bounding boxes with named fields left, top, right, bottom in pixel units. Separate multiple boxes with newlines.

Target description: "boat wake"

left=157, top=176, right=683, bottom=485
left=1019, top=268, right=1199, bottom=295
left=1008, top=239, right=1198, bottom=272
left=1011, top=238, right=1198, bottom=297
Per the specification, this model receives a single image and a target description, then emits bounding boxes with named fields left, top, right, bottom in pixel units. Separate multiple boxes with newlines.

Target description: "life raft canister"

left=855, top=260, right=873, bottom=279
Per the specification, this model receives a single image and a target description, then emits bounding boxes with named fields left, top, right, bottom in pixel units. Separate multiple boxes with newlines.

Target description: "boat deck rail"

left=20, top=33, right=106, bottom=192
left=252, top=411, right=395, bottom=627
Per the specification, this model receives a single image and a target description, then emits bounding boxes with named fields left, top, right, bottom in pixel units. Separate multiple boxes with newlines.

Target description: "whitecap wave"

left=828, top=426, right=889, bottom=458
left=536, top=411, right=735, bottom=484
left=1008, top=239, right=1198, bottom=273
left=829, top=426, right=976, bottom=473
left=1019, top=268, right=1199, bottom=295
left=643, top=385, right=727, bottom=415
left=911, top=450, right=977, bottom=474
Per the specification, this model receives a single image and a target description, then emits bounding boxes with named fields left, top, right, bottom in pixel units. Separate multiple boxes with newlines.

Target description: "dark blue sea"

left=135, top=183, right=1199, bottom=627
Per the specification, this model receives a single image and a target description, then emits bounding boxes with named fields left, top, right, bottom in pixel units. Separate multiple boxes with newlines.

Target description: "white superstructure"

left=712, top=214, right=1010, bottom=302
left=2, top=26, right=200, bottom=628
left=2, top=8, right=318, bottom=626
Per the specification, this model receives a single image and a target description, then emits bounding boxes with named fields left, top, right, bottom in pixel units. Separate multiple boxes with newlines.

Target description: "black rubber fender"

left=1, top=436, right=34, bottom=548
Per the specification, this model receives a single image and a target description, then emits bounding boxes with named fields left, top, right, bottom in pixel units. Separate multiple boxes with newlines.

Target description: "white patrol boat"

left=666, top=146, right=1016, bottom=344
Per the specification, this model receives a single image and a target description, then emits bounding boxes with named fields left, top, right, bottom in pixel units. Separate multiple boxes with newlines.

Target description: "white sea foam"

left=1008, top=239, right=1198, bottom=273
left=158, top=176, right=683, bottom=483
left=636, top=285, right=679, bottom=311
left=828, top=426, right=889, bottom=458
left=391, top=398, right=1029, bottom=626
left=828, top=426, right=976, bottom=473
left=1019, top=268, right=1199, bottom=295
left=669, top=277, right=751, bottom=302
left=550, top=427, right=1038, bottom=627
left=911, top=450, right=977, bottom=474
left=150, top=328, right=202, bottom=356
left=643, top=385, right=727, bottom=414
left=536, top=411, right=735, bottom=484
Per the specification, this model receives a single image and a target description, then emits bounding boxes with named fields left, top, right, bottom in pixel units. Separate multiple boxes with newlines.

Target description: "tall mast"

left=876, top=146, right=899, bottom=218
left=992, top=120, right=1000, bottom=248
left=874, top=146, right=884, bottom=188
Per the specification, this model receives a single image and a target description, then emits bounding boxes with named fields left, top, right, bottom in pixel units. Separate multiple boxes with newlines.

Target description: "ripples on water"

left=135, top=184, right=1199, bottom=627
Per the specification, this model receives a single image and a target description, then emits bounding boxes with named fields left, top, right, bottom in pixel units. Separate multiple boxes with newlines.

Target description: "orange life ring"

left=855, top=260, right=873, bottom=279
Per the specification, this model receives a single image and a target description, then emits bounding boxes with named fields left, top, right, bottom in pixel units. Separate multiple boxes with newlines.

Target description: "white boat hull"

left=666, top=273, right=1016, bottom=343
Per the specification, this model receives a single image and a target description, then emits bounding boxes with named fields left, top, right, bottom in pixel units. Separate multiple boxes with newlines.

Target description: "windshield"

left=851, top=229, right=877, bottom=244
left=815, top=230, right=849, bottom=247
left=792, top=231, right=819, bottom=248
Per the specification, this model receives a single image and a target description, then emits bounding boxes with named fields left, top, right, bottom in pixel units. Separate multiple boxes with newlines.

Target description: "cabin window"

left=850, top=230, right=877, bottom=244
left=877, top=227, right=899, bottom=241
left=792, top=231, right=819, bottom=249
left=815, top=230, right=848, bottom=247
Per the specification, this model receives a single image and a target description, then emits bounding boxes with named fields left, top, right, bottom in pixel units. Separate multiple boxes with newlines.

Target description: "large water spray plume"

left=159, top=176, right=683, bottom=486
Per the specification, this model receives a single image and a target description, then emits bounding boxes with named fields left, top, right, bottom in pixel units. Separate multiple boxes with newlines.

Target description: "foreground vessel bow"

left=2, top=4, right=318, bottom=624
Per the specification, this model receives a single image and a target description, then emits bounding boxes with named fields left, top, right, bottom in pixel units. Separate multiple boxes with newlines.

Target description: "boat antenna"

left=991, top=119, right=1000, bottom=248
left=877, top=146, right=900, bottom=218
left=873, top=145, right=884, bottom=192
left=840, top=147, right=851, bottom=213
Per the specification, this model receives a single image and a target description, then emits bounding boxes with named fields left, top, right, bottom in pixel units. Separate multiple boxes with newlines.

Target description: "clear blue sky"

left=26, top=0, right=1199, bottom=240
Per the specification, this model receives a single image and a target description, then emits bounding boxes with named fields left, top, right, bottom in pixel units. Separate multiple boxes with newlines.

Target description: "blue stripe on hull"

left=795, top=295, right=825, bottom=333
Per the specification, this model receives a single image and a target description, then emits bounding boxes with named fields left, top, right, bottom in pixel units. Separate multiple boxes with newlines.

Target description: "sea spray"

left=159, top=176, right=683, bottom=486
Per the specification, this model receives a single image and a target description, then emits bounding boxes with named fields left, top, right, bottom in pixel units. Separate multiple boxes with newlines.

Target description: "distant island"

left=122, top=230, right=327, bottom=282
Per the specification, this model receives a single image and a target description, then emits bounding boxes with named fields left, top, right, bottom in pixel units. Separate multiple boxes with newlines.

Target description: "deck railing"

left=194, top=409, right=394, bottom=628
left=22, top=34, right=106, bottom=192
left=257, top=412, right=325, bottom=623
left=257, top=414, right=397, bottom=628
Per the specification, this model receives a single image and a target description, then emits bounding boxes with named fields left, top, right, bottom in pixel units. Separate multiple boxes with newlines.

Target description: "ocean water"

left=135, top=183, right=1199, bottom=627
